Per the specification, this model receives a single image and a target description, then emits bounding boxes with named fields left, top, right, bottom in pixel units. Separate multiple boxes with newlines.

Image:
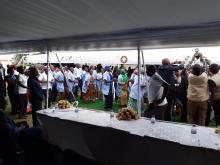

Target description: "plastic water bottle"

left=75, top=105, right=79, bottom=113
left=150, top=115, right=156, bottom=124
left=110, top=110, right=114, bottom=118
left=191, top=124, right=198, bottom=144
left=53, top=105, right=58, bottom=113
left=74, top=101, right=79, bottom=113
left=149, top=115, right=156, bottom=136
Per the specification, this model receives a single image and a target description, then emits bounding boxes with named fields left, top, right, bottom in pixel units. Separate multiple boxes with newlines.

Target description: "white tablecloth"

left=37, top=108, right=220, bottom=150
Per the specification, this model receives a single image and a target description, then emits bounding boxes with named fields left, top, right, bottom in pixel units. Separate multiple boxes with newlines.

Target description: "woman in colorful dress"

left=82, top=67, right=96, bottom=103
left=128, top=68, right=146, bottom=114
left=88, top=68, right=96, bottom=103
left=117, top=69, right=128, bottom=107
left=96, top=68, right=103, bottom=99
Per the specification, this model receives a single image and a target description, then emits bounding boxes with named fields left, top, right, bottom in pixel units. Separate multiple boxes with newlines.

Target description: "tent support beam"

left=46, top=42, right=50, bottom=109
left=137, top=43, right=141, bottom=116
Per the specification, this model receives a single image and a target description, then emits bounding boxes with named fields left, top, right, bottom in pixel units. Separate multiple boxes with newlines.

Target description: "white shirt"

left=96, top=72, right=103, bottom=89
left=140, top=74, right=149, bottom=97
left=74, top=68, right=82, bottom=79
left=129, top=74, right=149, bottom=100
left=38, top=72, right=54, bottom=89
left=82, top=73, right=91, bottom=93
left=96, top=72, right=103, bottom=80
left=102, top=71, right=114, bottom=95
left=18, top=74, right=28, bottom=94
left=92, top=70, right=97, bottom=80
left=14, top=70, right=19, bottom=76
left=68, top=71, right=76, bottom=88
left=192, top=59, right=204, bottom=66
left=54, top=71, right=64, bottom=92
left=129, top=73, right=136, bottom=89
left=148, top=73, right=167, bottom=106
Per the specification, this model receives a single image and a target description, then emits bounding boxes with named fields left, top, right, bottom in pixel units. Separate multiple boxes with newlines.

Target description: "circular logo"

left=120, top=56, right=128, bottom=63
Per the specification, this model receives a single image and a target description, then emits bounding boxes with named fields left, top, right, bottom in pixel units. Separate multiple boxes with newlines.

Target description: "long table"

left=37, top=108, right=220, bottom=165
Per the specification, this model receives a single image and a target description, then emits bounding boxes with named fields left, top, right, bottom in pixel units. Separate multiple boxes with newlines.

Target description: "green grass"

left=78, top=99, right=121, bottom=113
left=4, top=96, right=33, bottom=127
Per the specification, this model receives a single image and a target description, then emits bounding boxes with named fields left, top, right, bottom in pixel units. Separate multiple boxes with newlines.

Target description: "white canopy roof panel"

left=1, top=0, right=220, bottom=52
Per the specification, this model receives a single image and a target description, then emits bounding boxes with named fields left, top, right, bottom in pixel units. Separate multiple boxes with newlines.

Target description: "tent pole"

left=137, top=44, right=141, bottom=116
left=46, top=43, right=49, bottom=109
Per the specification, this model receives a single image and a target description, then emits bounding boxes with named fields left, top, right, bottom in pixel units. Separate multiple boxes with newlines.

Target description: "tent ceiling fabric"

left=1, top=0, right=220, bottom=52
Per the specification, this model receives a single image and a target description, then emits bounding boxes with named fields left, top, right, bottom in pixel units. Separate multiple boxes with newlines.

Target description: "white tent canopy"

left=1, top=0, right=220, bottom=52
left=24, top=46, right=220, bottom=65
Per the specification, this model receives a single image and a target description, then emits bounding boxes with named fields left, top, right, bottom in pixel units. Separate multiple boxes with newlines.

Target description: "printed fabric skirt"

left=83, top=83, right=96, bottom=104
left=119, top=84, right=128, bottom=106
left=128, top=97, right=145, bottom=115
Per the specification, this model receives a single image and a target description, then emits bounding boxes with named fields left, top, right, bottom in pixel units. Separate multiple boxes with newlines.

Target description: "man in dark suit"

left=0, top=63, right=6, bottom=79
left=0, top=63, right=6, bottom=110
left=158, top=58, right=184, bottom=121
left=0, top=72, right=5, bottom=110
left=27, top=67, right=43, bottom=126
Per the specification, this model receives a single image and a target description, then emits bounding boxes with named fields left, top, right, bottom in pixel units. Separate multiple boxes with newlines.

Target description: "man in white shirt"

left=144, top=65, right=169, bottom=120
left=50, top=65, right=58, bottom=103
left=67, top=67, right=77, bottom=101
left=38, top=67, right=54, bottom=108
left=74, top=64, right=82, bottom=98
left=102, top=66, right=114, bottom=110
left=54, top=68, right=65, bottom=100
left=17, top=66, right=28, bottom=118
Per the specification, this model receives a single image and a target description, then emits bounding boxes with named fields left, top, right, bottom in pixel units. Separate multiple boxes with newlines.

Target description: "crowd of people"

left=0, top=49, right=220, bottom=127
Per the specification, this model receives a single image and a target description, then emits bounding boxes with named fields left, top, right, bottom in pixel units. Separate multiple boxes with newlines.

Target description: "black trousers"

left=18, top=94, right=28, bottom=117
left=205, top=102, right=212, bottom=126
left=165, top=91, right=175, bottom=121
left=144, top=104, right=167, bottom=120
left=51, top=84, right=57, bottom=102
left=104, top=94, right=113, bottom=110
left=213, top=100, right=220, bottom=126
left=0, top=91, right=5, bottom=110
left=42, top=89, right=52, bottom=109
left=8, top=90, right=19, bottom=114
left=114, top=83, right=118, bottom=101
left=0, top=81, right=6, bottom=110
left=179, top=96, right=187, bottom=122
left=31, top=100, right=42, bottom=126
left=73, top=84, right=79, bottom=98
left=78, top=79, right=83, bottom=99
